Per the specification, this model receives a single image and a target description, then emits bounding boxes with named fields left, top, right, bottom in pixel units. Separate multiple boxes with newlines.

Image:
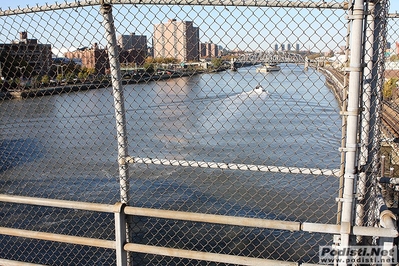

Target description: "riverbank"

left=318, top=66, right=345, bottom=108
left=0, top=71, right=196, bottom=100
left=1, top=66, right=345, bottom=101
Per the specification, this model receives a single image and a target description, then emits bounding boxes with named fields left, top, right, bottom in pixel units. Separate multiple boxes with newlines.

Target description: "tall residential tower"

left=153, top=19, right=200, bottom=62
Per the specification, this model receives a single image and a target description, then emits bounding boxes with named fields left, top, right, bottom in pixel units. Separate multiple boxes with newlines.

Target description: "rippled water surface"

left=0, top=64, right=342, bottom=264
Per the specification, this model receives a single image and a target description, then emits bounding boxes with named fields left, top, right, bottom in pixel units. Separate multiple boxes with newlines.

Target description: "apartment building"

left=0, top=32, right=52, bottom=78
left=153, top=19, right=200, bottom=62
left=200, top=42, right=219, bottom=58
left=117, top=33, right=147, bottom=65
left=64, top=43, right=108, bottom=74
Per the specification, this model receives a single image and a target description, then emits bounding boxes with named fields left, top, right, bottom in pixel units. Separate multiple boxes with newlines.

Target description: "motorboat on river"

left=253, top=84, right=268, bottom=94
left=256, top=63, right=281, bottom=73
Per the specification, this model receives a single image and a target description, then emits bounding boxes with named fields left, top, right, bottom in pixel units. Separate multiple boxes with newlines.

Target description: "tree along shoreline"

left=0, top=70, right=203, bottom=100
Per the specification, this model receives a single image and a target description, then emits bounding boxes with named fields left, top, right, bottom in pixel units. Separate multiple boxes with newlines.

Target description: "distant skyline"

left=0, top=1, right=399, bottom=58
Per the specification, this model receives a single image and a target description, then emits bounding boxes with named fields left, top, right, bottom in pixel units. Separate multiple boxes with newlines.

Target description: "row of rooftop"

left=0, top=19, right=226, bottom=79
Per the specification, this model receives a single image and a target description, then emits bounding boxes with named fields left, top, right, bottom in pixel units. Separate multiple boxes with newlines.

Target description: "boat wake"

left=241, top=85, right=269, bottom=98
left=254, top=85, right=268, bottom=94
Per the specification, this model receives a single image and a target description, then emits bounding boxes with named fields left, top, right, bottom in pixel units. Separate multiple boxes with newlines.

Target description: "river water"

left=0, top=64, right=342, bottom=264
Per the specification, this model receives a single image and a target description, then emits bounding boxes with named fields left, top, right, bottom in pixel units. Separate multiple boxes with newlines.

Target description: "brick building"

left=0, top=32, right=52, bottom=78
left=117, top=33, right=147, bottom=66
left=64, top=43, right=108, bottom=74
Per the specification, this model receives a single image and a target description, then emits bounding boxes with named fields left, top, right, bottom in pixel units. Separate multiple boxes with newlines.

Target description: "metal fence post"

left=355, top=0, right=376, bottom=245
left=100, top=2, right=130, bottom=207
left=340, top=0, right=365, bottom=261
left=337, top=0, right=353, bottom=226
left=100, top=2, right=131, bottom=265
left=114, top=203, right=128, bottom=266
left=364, top=0, right=387, bottom=232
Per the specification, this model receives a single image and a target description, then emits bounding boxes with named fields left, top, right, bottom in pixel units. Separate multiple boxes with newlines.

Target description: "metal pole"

left=355, top=0, right=375, bottom=245
left=381, top=155, right=386, bottom=176
left=100, top=3, right=130, bottom=205
left=337, top=0, right=353, bottom=225
left=100, top=3, right=131, bottom=265
left=115, top=203, right=128, bottom=265
left=0, top=0, right=348, bottom=16
left=365, top=0, right=388, bottom=231
left=339, top=0, right=365, bottom=263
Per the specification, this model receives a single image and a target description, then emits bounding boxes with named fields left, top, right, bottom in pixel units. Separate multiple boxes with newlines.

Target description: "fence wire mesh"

left=383, top=11, right=399, bottom=195
left=0, top=0, right=395, bottom=265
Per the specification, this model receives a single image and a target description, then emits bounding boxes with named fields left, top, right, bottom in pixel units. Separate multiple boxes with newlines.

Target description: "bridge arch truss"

left=235, top=50, right=305, bottom=64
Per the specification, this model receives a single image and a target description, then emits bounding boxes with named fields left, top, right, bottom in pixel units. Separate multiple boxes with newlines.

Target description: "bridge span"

left=233, top=50, right=306, bottom=66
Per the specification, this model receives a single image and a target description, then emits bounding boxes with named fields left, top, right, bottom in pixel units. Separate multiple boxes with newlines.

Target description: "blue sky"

left=1, top=1, right=399, bottom=55
left=1, top=0, right=399, bottom=12
left=0, top=1, right=399, bottom=10
left=390, top=1, right=399, bottom=13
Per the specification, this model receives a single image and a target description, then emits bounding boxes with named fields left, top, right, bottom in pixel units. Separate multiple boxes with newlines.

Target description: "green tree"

left=41, top=75, right=50, bottom=85
left=30, top=75, right=42, bottom=88
left=143, top=57, right=180, bottom=74
left=211, top=58, right=224, bottom=69
left=160, top=57, right=179, bottom=64
left=77, top=67, right=96, bottom=81
left=86, top=67, right=96, bottom=75
left=143, top=57, right=156, bottom=74
left=65, top=72, right=75, bottom=83
left=390, top=54, right=399, bottom=61
left=56, top=74, right=64, bottom=83
left=78, top=71, right=87, bottom=80
left=383, top=78, right=398, bottom=100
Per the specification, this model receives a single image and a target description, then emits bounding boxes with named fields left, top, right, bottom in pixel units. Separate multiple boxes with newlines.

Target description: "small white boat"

left=256, top=63, right=281, bottom=73
left=254, top=85, right=268, bottom=94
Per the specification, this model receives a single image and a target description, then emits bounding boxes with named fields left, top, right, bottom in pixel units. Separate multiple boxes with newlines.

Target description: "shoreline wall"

left=318, top=67, right=345, bottom=109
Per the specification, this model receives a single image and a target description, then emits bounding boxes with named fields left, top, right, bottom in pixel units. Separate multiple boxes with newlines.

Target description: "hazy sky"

left=0, top=1, right=398, bottom=55
left=1, top=0, right=399, bottom=11
left=1, top=0, right=399, bottom=12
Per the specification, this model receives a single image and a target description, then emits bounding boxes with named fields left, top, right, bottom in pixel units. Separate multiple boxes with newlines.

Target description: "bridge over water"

left=233, top=51, right=306, bottom=67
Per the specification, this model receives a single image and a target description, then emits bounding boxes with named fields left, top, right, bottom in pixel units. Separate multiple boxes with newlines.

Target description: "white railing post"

left=100, top=1, right=130, bottom=205
left=340, top=0, right=365, bottom=264
left=355, top=0, right=375, bottom=245
left=114, top=203, right=128, bottom=266
left=100, top=2, right=131, bottom=265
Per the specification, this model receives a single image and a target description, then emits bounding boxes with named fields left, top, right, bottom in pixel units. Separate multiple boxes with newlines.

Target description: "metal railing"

left=0, top=193, right=397, bottom=265
left=0, top=0, right=398, bottom=265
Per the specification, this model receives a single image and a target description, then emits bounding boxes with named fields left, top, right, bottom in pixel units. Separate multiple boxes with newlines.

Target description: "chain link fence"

left=0, top=0, right=397, bottom=265
left=382, top=8, right=399, bottom=206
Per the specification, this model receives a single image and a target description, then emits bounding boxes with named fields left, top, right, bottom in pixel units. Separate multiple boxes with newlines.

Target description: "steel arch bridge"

left=234, top=51, right=306, bottom=65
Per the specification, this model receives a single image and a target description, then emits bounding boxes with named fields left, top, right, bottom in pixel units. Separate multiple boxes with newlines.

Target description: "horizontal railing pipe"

left=0, top=259, right=47, bottom=266
left=0, top=194, right=117, bottom=213
left=1, top=194, right=397, bottom=238
left=0, top=0, right=348, bottom=16
left=0, top=227, right=116, bottom=249
left=124, top=243, right=299, bottom=266
left=352, top=226, right=398, bottom=238
left=0, top=194, right=397, bottom=266
left=301, top=222, right=341, bottom=234
left=0, top=193, right=396, bottom=266
left=124, top=206, right=301, bottom=231
left=125, top=205, right=398, bottom=237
